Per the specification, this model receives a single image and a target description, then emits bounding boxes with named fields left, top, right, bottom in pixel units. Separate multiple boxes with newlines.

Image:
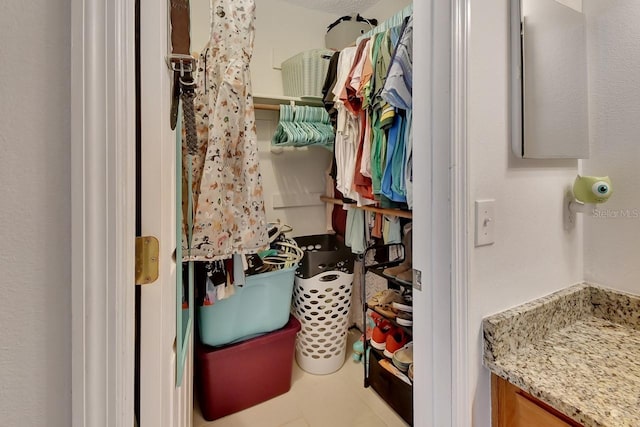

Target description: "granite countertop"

left=483, top=283, right=640, bottom=427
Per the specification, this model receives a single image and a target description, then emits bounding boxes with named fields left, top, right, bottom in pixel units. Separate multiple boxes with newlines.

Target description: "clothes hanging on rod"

left=323, top=13, right=414, bottom=211
left=382, top=16, right=413, bottom=209
left=181, top=0, right=268, bottom=261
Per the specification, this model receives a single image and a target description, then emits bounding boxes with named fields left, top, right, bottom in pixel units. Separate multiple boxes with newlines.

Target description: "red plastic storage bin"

left=195, top=315, right=301, bottom=421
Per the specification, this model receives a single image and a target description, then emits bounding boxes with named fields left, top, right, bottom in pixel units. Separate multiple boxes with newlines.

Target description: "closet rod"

left=320, top=196, right=413, bottom=219
left=357, top=4, right=413, bottom=43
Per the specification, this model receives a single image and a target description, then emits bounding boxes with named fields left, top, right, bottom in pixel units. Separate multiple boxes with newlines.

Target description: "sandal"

left=375, top=304, right=399, bottom=319
left=367, top=289, right=403, bottom=307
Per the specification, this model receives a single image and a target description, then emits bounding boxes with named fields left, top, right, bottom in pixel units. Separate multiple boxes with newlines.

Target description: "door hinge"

left=413, top=269, right=422, bottom=291
left=135, top=236, right=159, bottom=285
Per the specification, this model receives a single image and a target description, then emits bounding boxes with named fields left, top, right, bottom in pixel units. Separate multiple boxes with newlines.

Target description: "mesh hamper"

left=292, top=234, right=355, bottom=375
left=293, top=271, right=353, bottom=374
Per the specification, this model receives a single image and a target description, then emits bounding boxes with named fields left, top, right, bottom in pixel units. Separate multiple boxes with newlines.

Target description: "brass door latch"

left=135, top=236, right=159, bottom=285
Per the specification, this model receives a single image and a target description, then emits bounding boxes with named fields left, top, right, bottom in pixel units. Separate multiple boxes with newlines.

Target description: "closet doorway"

left=134, top=0, right=459, bottom=426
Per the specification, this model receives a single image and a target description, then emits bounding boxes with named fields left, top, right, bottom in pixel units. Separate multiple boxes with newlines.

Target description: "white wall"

left=363, top=0, right=412, bottom=23
left=556, top=0, right=583, bottom=12
left=255, top=111, right=333, bottom=237
left=582, top=0, right=640, bottom=294
left=467, top=1, right=584, bottom=425
left=0, top=2, right=71, bottom=427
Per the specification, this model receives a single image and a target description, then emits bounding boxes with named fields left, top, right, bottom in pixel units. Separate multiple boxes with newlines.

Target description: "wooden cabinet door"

left=512, top=393, right=571, bottom=427
left=492, top=374, right=583, bottom=427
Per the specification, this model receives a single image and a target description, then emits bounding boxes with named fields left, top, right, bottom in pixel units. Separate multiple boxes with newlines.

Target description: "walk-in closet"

left=163, top=0, right=418, bottom=425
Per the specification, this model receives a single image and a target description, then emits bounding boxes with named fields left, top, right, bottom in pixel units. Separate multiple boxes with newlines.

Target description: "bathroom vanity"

left=483, top=284, right=640, bottom=427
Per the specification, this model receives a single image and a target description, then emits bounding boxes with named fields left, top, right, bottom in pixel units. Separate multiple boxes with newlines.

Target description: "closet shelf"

left=367, top=267, right=413, bottom=289
left=320, top=196, right=413, bottom=219
left=253, top=94, right=323, bottom=111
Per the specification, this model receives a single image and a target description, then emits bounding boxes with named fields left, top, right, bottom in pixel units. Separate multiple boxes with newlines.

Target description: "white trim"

left=430, top=0, right=454, bottom=424
left=451, top=0, right=471, bottom=425
left=411, top=0, right=434, bottom=424
left=413, top=0, right=455, bottom=425
left=71, top=0, right=137, bottom=425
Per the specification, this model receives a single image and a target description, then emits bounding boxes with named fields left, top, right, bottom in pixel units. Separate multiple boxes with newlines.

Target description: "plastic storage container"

left=197, top=266, right=296, bottom=347
left=292, top=234, right=355, bottom=375
left=195, top=316, right=301, bottom=421
left=281, top=49, right=334, bottom=98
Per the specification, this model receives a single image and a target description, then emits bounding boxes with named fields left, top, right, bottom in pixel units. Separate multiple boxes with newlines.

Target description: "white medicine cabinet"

left=510, top=0, right=590, bottom=159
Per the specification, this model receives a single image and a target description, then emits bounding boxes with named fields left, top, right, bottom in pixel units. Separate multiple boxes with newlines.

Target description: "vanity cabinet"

left=491, top=374, right=583, bottom=427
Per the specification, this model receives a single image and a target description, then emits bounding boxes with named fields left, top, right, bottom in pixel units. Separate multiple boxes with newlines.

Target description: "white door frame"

left=451, top=0, right=471, bottom=425
left=70, top=0, right=136, bottom=426
left=70, top=0, right=471, bottom=425
left=138, top=0, right=193, bottom=424
left=412, top=0, right=469, bottom=425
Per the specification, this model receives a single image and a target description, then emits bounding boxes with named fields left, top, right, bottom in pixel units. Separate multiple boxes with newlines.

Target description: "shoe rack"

left=361, top=242, right=413, bottom=426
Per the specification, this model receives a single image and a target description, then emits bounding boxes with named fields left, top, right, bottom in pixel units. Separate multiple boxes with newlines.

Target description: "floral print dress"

left=182, top=0, right=268, bottom=260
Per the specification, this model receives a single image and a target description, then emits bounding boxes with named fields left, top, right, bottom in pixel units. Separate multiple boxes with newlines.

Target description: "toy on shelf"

left=352, top=312, right=375, bottom=363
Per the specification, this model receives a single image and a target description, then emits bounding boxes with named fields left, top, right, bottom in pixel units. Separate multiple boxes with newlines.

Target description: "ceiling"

left=279, top=0, right=382, bottom=15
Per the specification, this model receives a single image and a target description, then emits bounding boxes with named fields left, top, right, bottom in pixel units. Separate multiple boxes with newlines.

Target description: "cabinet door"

left=512, top=393, right=571, bottom=427
left=492, top=374, right=583, bottom=427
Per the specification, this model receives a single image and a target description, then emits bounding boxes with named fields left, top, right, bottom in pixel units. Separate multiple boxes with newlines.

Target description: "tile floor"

left=193, top=330, right=410, bottom=427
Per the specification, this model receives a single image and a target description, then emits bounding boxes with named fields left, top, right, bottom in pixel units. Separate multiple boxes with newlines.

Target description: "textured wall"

left=582, top=0, right=640, bottom=294
left=0, top=1, right=71, bottom=426
left=467, top=0, right=584, bottom=425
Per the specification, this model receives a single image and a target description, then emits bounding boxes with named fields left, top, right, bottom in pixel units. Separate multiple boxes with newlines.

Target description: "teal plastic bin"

left=197, top=266, right=297, bottom=347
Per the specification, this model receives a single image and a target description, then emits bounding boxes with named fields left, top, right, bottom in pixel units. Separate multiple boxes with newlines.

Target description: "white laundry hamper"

left=293, top=271, right=354, bottom=375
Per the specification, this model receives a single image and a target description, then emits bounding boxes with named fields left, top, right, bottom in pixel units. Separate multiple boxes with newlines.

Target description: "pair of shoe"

left=392, top=342, right=413, bottom=373
left=368, top=290, right=413, bottom=325
left=392, top=297, right=413, bottom=326
left=395, top=310, right=413, bottom=326
left=383, top=264, right=413, bottom=283
left=367, top=289, right=404, bottom=307
left=367, top=289, right=404, bottom=319
left=370, top=316, right=411, bottom=358
left=382, top=225, right=413, bottom=283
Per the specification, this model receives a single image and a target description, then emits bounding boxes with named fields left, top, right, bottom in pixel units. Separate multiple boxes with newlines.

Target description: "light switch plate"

left=475, top=199, right=495, bottom=247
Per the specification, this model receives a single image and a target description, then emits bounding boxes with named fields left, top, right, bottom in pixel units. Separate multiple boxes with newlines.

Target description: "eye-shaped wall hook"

left=565, top=175, right=613, bottom=229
